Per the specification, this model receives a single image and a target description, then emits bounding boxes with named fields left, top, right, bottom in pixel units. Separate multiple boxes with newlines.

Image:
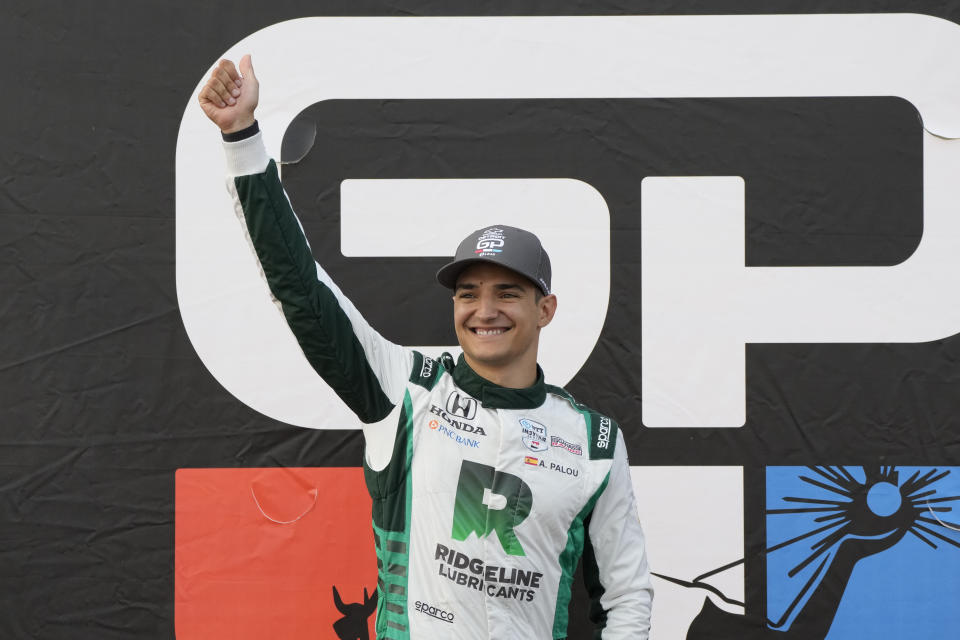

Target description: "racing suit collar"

left=449, top=353, right=546, bottom=409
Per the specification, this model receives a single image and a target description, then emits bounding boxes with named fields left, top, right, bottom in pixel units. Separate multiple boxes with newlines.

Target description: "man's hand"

left=198, top=55, right=259, bottom=134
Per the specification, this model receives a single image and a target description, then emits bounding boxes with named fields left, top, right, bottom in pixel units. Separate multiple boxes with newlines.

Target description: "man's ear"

left=537, top=294, right=558, bottom=328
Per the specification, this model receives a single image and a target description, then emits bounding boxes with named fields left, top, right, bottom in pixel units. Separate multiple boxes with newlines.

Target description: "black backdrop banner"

left=3, top=2, right=960, bottom=639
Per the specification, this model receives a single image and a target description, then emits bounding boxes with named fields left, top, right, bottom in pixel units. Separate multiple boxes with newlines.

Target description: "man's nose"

left=476, top=294, right=499, bottom=319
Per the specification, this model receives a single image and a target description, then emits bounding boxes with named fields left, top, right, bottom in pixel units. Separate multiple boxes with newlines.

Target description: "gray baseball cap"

left=436, top=225, right=552, bottom=295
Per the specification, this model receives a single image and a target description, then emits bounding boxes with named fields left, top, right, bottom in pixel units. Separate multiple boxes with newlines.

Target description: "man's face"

left=453, top=262, right=556, bottom=376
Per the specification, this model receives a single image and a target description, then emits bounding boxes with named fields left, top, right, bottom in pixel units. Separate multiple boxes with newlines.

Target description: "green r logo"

left=451, top=460, right=532, bottom=556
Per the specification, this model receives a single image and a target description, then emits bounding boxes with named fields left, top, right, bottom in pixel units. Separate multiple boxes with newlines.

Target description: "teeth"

left=475, top=328, right=506, bottom=336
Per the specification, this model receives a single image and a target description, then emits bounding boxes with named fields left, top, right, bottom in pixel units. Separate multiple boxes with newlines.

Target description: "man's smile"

left=472, top=327, right=511, bottom=336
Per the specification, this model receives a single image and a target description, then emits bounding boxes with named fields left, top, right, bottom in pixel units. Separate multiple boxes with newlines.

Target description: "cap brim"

left=436, top=258, right=491, bottom=290
left=436, top=257, right=548, bottom=295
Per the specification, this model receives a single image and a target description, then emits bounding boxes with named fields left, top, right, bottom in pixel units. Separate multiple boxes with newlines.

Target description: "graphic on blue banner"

left=766, top=466, right=960, bottom=639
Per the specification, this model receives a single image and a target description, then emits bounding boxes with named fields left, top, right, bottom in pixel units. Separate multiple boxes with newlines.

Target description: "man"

left=199, top=55, right=652, bottom=639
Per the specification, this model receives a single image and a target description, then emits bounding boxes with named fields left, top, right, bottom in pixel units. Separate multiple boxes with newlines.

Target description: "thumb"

left=239, top=54, right=257, bottom=83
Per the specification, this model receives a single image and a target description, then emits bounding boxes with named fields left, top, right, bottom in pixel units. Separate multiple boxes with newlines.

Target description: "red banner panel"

left=175, top=468, right=376, bottom=639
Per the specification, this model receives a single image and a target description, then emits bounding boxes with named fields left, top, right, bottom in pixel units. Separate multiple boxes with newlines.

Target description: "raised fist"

left=198, top=54, right=259, bottom=134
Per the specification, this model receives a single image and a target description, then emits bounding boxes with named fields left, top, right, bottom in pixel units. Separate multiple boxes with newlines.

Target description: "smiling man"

left=200, top=55, right=652, bottom=640
left=440, top=230, right=556, bottom=389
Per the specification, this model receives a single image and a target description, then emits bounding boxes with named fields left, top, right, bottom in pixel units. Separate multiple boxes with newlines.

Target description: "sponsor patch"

left=414, top=600, right=455, bottom=623
left=597, top=416, right=611, bottom=450
left=434, top=543, right=541, bottom=602
left=445, top=391, right=478, bottom=420
left=430, top=421, right=480, bottom=449
left=430, top=405, right=487, bottom=437
left=420, top=356, right=436, bottom=378
left=519, top=418, right=548, bottom=452
left=549, top=435, right=583, bottom=456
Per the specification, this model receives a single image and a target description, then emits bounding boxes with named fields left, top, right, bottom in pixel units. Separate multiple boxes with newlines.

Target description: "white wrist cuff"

left=223, top=132, right=270, bottom=177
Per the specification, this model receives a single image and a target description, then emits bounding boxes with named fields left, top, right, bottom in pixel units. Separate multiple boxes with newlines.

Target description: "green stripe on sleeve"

left=581, top=514, right=608, bottom=636
left=366, top=392, right=415, bottom=639
left=552, top=471, right=610, bottom=638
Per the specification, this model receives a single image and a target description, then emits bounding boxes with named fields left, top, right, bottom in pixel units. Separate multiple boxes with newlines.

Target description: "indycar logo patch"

left=519, top=418, right=548, bottom=452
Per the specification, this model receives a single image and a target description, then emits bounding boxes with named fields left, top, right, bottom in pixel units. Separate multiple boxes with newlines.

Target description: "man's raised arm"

left=198, top=56, right=413, bottom=427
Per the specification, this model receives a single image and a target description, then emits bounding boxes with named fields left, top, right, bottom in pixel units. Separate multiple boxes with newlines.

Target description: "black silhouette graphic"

left=662, top=466, right=960, bottom=639
left=332, top=585, right=378, bottom=640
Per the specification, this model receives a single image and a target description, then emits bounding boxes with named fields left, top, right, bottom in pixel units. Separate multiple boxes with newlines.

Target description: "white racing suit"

left=222, top=131, right=653, bottom=639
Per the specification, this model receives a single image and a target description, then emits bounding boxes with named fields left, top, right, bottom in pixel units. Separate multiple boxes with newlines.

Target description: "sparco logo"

left=420, top=357, right=435, bottom=378
left=446, top=391, right=478, bottom=420
left=414, top=600, right=455, bottom=623
left=597, top=417, right=611, bottom=450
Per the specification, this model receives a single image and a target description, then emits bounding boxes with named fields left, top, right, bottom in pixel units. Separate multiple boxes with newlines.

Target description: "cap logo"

left=475, top=228, right=505, bottom=257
